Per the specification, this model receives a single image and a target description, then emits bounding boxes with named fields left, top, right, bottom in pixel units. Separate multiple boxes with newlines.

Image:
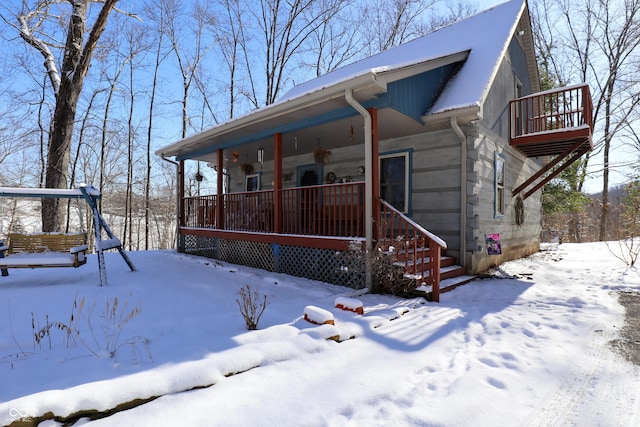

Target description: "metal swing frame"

left=0, top=184, right=136, bottom=286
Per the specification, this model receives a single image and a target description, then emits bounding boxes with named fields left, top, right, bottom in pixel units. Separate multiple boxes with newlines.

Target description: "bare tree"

left=159, top=0, right=216, bottom=138
left=252, top=0, right=344, bottom=106
left=304, top=0, right=363, bottom=77
left=67, top=89, right=101, bottom=233
left=421, top=0, right=477, bottom=33
left=358, top=0, right=439, bottom=55
left=590, top=1, right=640, bottom=240
left=531, top=0, right=640, bottom=241
left=5, top=0, right=123, bottom=232
left=210, top=0, right=244, bottom=119
left=142, top=3, right=173, bottom=249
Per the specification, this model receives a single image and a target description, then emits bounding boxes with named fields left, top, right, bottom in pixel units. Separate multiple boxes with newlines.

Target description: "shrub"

left=28, top=294, right=151, bottom=363
left=371, top=241, right=416, bottom=297
left=236, top=284, right=270, bottom=330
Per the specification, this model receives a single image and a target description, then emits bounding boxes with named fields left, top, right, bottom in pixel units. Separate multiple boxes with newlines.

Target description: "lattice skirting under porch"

left=180, top=234, right=366, bottom=289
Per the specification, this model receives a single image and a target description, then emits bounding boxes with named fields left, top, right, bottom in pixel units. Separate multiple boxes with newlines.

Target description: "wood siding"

left=380, top=130, right=462, bottom=252
left=469, top=125, right=542, bottom=273
left=482, top=38, right=534, bottom=141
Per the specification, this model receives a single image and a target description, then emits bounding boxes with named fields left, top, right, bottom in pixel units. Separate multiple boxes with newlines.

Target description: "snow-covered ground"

left=1, top=242, right=639, bottom=426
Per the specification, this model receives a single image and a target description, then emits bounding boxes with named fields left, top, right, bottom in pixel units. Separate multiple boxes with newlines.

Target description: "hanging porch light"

left=257, top=146, right=265, bottom=164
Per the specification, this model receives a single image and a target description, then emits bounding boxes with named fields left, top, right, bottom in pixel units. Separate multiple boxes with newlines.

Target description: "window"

left=245, top=173, right=261, bottom=192
left=495, top=152, right=506, bottom=217
left=379, top=151, right=411, bottom=213
left=513, top=77, right=523, bottom=138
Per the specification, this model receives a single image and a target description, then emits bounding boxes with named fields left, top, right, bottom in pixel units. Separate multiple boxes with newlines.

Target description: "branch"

left=113, top=6, right=142, bottom=22
left=75, top=0, right=120, bottom=85
left=14, top=2, right=62, bottom=94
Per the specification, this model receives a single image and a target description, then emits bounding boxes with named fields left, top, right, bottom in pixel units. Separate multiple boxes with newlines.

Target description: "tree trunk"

left=21, top=0, right=120, bottom=232
left=42, top=83, right=80, bottom=231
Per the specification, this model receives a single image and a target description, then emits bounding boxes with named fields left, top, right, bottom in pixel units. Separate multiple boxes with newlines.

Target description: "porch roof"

left=157, top=0, right=531, bottom=164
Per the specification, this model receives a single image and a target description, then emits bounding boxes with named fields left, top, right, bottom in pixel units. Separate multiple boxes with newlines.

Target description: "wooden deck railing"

left=510, top=83, right=593, bottom=140
left=183, top=182, right=365, bottom=237
left=281, top=182, right=364, bottom=236
left=378, top=199, right=447, bottom=302
left=225, top=190, right=275, bottom=232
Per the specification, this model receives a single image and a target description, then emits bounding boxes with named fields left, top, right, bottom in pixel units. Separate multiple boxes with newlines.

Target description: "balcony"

left=510, top=84, right=594, bottom=199
left=510, top=83, right=593, bottom=157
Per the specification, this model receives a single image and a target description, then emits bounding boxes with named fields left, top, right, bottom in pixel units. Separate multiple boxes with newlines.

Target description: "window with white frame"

left=379, top=151, right=410, bottom=213
left=495, top=152, right=506, bottom=217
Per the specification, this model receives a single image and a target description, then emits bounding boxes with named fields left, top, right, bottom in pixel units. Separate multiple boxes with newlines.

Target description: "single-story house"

left=157, top=0, right=593, bottom=301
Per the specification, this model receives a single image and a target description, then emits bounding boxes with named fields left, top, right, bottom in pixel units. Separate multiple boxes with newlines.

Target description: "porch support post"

left=216, top=149, right=224, bottom=229
left=178, top=160, right=185, bottom=228
left=274, top=133, right=283, bottom=234
left=368, top=108, right=379, bottom=241
left=345, top=89, right=374, bottom=292
left=177, top=159, right=185, bottom=252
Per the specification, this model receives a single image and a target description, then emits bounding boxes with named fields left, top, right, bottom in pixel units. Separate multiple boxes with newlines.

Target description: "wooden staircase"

left=378, top=199, right=475, bottom=301
left=395, top=247, right=475, bottom=297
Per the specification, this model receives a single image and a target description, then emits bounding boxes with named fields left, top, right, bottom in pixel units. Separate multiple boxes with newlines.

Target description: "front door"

left=296, top=164, right=323, bottom=233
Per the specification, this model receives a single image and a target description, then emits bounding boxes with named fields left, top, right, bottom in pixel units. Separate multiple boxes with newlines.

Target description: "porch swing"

left=0, top=184, right=136, bottom=286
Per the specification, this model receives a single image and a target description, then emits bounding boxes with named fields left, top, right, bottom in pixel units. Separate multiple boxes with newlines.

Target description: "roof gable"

left=384, top=61, right=464, bottom=122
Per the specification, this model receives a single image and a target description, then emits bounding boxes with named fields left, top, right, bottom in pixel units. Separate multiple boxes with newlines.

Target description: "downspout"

left=345, top=89, right=373, bottom=292
left=161, top=154, right=181, bottom=251
left=450, top=116, right=467, bottom=268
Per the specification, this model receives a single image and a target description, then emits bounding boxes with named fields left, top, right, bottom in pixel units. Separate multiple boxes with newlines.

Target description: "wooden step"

left=412, top=274, right=476, bottom=300
left=408, top=264, right=467, bottom=280
left=441, top=264, right=467, bottom=280
left=440, top=274, right=476, bottom=293
left=393, top=255, right=456, bottom=269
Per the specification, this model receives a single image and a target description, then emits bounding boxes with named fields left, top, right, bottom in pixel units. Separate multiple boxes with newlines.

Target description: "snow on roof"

left=281, top=0, right=524, bottom=115
left=157, top=0, right=525, bottom=156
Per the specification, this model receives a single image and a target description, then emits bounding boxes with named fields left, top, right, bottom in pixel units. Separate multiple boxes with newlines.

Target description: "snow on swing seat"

left=0, top=232, right=88, bottom=269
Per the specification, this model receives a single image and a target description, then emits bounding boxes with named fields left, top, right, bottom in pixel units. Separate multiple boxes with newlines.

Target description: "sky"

left=0, top=240, right=639, bottom=426
left=0, top=0, right=632, bottom=196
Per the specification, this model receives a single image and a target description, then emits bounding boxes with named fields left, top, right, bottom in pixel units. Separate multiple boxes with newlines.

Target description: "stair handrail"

left=378, top=198, right=447, bottom=302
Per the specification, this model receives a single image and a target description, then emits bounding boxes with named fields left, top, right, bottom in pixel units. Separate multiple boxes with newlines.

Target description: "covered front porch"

left=179, top=173, right=448, bottom=301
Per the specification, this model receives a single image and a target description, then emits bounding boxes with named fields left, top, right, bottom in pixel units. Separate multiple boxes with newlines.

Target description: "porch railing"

left=378, top=199, right=447, bottom=302
left=182, top=182, right=365, bottom=237
left=282, top=182, right=364, bottom=236
left=510, top=83, right=593, bottom=140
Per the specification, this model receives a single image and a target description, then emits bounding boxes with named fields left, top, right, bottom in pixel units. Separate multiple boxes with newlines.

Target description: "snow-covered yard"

left=1, top=242, right=639, bottom=426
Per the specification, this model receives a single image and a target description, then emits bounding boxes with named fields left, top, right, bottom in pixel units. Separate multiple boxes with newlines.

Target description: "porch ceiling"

left=195, top=104, right=428, bottom=167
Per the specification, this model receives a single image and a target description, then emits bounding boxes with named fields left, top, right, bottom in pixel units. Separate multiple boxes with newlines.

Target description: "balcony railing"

left=182, top=182, right=365, bottom=237
left=510, top=83, right=593, bottom=157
